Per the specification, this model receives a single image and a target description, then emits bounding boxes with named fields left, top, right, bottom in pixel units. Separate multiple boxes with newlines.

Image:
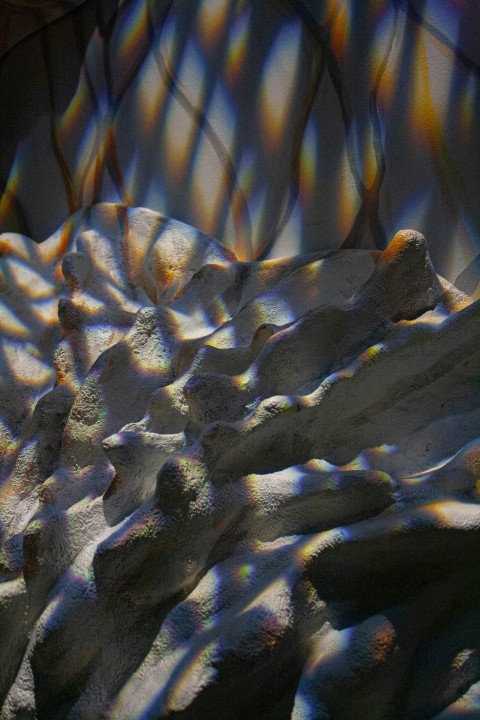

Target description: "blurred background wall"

left=0, top=0, right=478, bottom=294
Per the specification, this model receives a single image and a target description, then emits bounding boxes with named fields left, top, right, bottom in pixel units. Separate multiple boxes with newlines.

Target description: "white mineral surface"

left=0, top=203, right=479, bottom=719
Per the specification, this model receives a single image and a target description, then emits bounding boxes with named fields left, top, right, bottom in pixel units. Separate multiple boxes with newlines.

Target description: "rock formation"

left=0, top=203, right=479, bottom=719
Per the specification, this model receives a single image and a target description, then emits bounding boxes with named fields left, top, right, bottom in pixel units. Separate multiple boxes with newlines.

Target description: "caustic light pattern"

left=0, top=0, right=479, bottom=293
left=0, top=203, right=480, bottom=718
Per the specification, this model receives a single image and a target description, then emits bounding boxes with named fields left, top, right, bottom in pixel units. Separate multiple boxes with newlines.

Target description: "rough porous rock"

left=0, top=203, right=479, bottom=719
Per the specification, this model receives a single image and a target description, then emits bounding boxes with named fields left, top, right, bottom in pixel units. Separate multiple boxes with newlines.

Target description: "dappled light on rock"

left=0, top=203, right=479, bottom=719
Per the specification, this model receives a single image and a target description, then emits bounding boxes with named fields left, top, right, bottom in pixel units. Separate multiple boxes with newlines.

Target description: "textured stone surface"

left=0, top=203, right=479, bottom=718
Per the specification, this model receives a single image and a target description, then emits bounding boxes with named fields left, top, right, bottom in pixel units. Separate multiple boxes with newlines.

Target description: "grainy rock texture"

left=0, top=203, right=479, bottom=719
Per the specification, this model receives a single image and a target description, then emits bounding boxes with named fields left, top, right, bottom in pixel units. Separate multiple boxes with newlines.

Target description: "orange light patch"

left=164, top=43, right=206, bottom=185
left=338, top=147, right=359, bottom=238
left=329, top=3, right=350, bottom=63
left=197, top=0, right=230, bottom=50
left=299, top=118, right=317, bottom=206
left=137, top=55, right=169, bottom=134
left=362, top=129, right=378, bottom=190
left=0, top=160, right=22, bottom=232
left=225, top=7, right=251, bottom=87
left=116, top=1, right=149, bottom=62
left=59, top=82, right=89, bottom=139
left=410, top=37, right=442, bottom=147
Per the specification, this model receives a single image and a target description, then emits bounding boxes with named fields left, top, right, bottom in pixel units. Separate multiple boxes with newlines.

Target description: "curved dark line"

left=91, top=1, right=174, bottom=206
left=0, top=0, right=90, bottom=66
left=284, top=0, right=366, bottom=198
left=0, top=186, right=30, bottom=236
left=56, top=1, right=165, bottom=211
left=402, top=0, right=480, bottom=77
left=158, top=50, right=253, bottom=258
left=70, top=9, right=104, bottom=198
left=343, top=5, right=401, bottom=250
left=256, top=47, right=326, bottom=260
left=366, top=5, right=401, bottom=248
left=40, top=22, right=76, bottom=215
left=368, top=8, right=398, bottom=186
left=103, top=0, right=174, bottom=204
left=99, top=2, right=119, bottom=106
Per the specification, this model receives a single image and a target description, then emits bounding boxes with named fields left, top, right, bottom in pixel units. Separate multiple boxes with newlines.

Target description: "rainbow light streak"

left=136, top=54, right=168, bottom=134
left=375, top=19, right=402, bottom=115
left=197, top=0, right=230, bottom=51
left=197, top=570, right=221, bottom=631
left=305, top=458, right=338, bottom=472
left=225, top=3, right=251, bottom=88
left=226, top=151, right=256, bottom=260
left=369, top=3, right=397, bottom=112
left=73, top=115, right=104, bottom=204
left=235, top=562, right=255, bottom=588
left=360, top=343, right=386, bottom=364
left=292, top=691, right=322, bottom=720
left=340, top=454, right=369, bottom=472
left=3, top=339, right=54, bottom=387
left=116, top=0, right=150, bottom=67
left=162, top=641, right=219, bottom=713
left=0, top=142, right=29, bottom=234
left=0, top=233, right=31, bottom=263
left=175, top=290, right=232, bottom=338
left=122, top=151, right=141, bottom=209
left=192, top=82, right=237, bottom=237
left=233, top=185, right=265, bottom=261
left=0, top=437, right=39, bottom=506
left=4, top=256, right=53, bottom=300
left=338, top=146, right=360, bottom=239
left=298, top=117, right=317, bottom=208
left=59, top=80, right=90, bottom=146
left=164, top=41, right=207, bottom=185
left=0, top=301, right=30, bottom=339
left=420, top=499, right=478, bottom=529
left=241, top=574, right=292, bottom=618
left=301, top=262, right=328, bottom=304
left=244, top=473, right=261, bottom=507
left=295, top=528, right=344, bottom=567
left=368, top=443, right=397, bottom=457
left=401, top=454, right=454, bottom=484
left=361, top=127, right=378, bottom=192
left=328, top=1, right=351, bottom=63
left=189, top=122, right=228, bottom=235
left=457, top=75, right=477, bottom=147
left=410, top=32, right=447, bottom=151
left=259, top=21, right=303, bottom=154
left=304, top=626, right=352, bottom=673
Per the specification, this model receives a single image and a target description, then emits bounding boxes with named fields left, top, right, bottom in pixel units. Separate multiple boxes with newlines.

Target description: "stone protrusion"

left=0, top=208, right=478, bottom=720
